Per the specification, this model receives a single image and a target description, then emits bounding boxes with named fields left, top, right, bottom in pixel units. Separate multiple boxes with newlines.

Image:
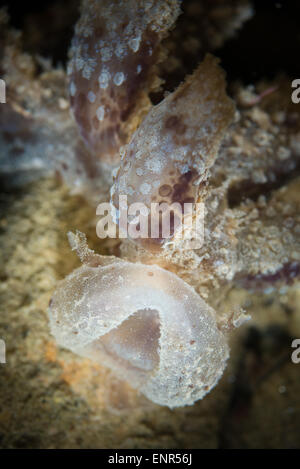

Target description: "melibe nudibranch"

left=48, top=232, right=249, bottom=408
left=48, top=54, right=243, bottom=407
left=50, top=6, right=248, bottom=407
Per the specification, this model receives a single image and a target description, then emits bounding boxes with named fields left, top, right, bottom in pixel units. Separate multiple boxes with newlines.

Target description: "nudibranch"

left=111, top=54, right=235, bottom=249
left=49, top=232, right=230, bottom=408
left=68, top=0, right=181, bottom=164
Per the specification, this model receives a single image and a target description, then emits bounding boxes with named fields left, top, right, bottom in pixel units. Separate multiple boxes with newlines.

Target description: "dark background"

left=0, top=0, right=299, bottom=82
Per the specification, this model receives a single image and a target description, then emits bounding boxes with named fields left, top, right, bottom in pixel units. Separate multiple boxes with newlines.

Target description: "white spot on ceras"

left=114, top=72, right=125, bottom=86
left=75, top=56, right=85, bottom=72
left=115, top=43, right=127, bottom=59
left=101, top=46, right=112, bottom=62
left=128, top=36, right=141, bottom=53
left=70, top=82, right=77, bottom=97
left=96, top=106, right=105, bottom=121
left=87, top=91, right=96, bottom=103
left=137, top=64, right=142, bottom=74
left=67, top=62, right=73, bottom=76
left=99, top=70, right=111, bottom=89
left=140, top=182, right=151, bottom=195
left=145, top=156, right=163, bottom=174
left=82, top=58, right=97, bottom=79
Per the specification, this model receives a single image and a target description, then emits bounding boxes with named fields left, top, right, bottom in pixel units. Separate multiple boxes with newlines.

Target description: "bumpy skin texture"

left=49, top=239, right=229, bottom=408
left=111, top=55, right=235, bottom=249
left=68, top=0, right=181, bottom=164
